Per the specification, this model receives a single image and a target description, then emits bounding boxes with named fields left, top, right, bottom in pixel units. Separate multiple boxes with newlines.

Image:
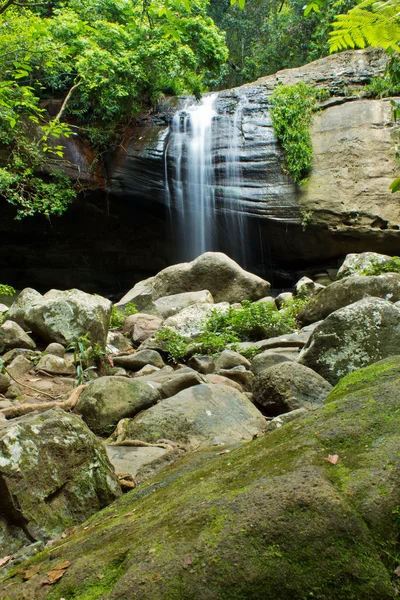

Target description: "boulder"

left=117, top=252, right=270, bottom=308
left=74, top=376, right=160, bottom=435
left=187, top=355, right=215, bottom=374
left=205, top=373, right=243, bottom=391
left=275, top=292, right=293, bottom=309
left=1, top=348, right=40, bottom=365
left=9, top=357, right=400, bottom=600
left=299, top=297, right=400, bottom=384
left=294, top=276, right=325, bottom=298
left=0, top=408, right=121, bottom=551
left=44, top=342, right=65, bottom=357
left=123, top=313, right=163, bottom=345
left=214, top=349, right=251, bottom=371
left=217, top=367, right=254, bottom=391
left=163, top=302, right=229, bottom=338
left=337, top=252, right=392, bottom=279
left=113, top=349, right=165, bottom=372
left=35, top=354, right=76, bottom=376
left=7, top=288, right=42, bottom=329
left=235, top=331, right=309, bottom=355
left=154, top=290, right=214, bottom=318
left=109, top=384, right=266, bottom=450
left=0, top=320, right=36, bottom=351
left=160, top=370, right=205, bottom=398
left=250, top=351, right=294, bottom=375
left=0, top=373, right=11, bottom=394
left=255, top=296, right=277, bottom=308
left=7, top=355, right=33, bottom=379
left=0, top=304, right=8, bottom=314
left=24, top=289, right=112, bottom=347
left=106, top=331, right=132, bottom=355
left=106, top=445, right=168, bottom=480
left=300, top=273, right=400, bottom=324
left=253, top=362, right=332, bottom=415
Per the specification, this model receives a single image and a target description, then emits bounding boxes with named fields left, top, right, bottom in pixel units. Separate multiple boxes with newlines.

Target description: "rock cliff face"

left=0, top=49, right=397, bottom=293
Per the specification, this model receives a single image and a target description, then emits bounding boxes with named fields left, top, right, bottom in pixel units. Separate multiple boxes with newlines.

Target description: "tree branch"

left=54, top=80, right=82, bottom=122
left=0, top=0, right=16, bottom=15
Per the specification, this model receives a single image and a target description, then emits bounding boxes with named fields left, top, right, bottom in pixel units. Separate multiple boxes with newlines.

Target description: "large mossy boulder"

left=299, top=297, right=400, bottom=384
left=74, top=376, right=161, bottom=436
left=0, top=408, right=121, bottom=555
left=4, top=357, right=400, bottom=599
left=117, top=252, right=270, bottom=309
left=22, top=288, right=112, bottom=347
left=109, top=383, right=267, bottom=449
left=337, top=252, right=392, bottom=279
left=300, top=273, right=400, bottom=324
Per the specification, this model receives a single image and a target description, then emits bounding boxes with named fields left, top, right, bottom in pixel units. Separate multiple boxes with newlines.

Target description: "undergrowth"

left=270, top=82, right=329, bottom=184
left=155, top=298, right=307, bottom=364
left=358, top=256, right=400, bottom=276
left=110, top=302, right=138, bottom=329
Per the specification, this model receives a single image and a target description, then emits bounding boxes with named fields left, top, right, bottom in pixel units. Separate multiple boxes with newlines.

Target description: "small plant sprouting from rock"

left=110, top=302, right=138, bottom=329
left=67, top=333, right=106, bottom=385
left=270, top=83, right=329, bottom=184
left=0, top=284, right=16, bottom=297
left=358, top=256, right=400, bottom=276
left=154, top=328, right=188, bottom=364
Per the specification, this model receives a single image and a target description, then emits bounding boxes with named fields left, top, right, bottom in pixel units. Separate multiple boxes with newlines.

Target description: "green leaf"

left=389, top=178, right=400, bottom=193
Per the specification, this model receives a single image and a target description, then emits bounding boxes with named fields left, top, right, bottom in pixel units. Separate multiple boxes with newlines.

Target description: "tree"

left=0, top=0, right=228, bottom=218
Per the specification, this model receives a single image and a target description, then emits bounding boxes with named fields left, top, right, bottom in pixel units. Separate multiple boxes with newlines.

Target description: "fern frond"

left=329, top=0, right=400, bottom=52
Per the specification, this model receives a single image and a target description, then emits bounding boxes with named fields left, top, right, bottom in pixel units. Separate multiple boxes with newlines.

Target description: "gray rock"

left=7, top=355, right=33, bottom=379
left=204, top=373, right=244, bottom=391
left=251, top=352, right=294, bottom=375
left=0, top=320, right=36, bottom=351
left=235, top=331, right=309, bottom=355
left=24, top=288, right=112, bottom=347
left=294, top=276, right=325, bottom=298
left=0, top=373, right=11, bottom=394
left=74, top=376, right=160, bottom=435
left=0, top=408, right=121, bottom=545
left=299, top=297, right=400, bottom=384
left=7, top=288, right=42, bottom=329
left=0, top=303, right=8, bottom=314
left=255, top=296, right=277, bottom=308
left=187, top=355, right=215, bottom=374
left=132, top=364, right=160, bottom=377
left=35, top=354, right=76, bottom=376
left=44, top=342, right=65, bottom=357
left=123, top=313, right=163, bottom=345
left=253, top=362, right=332, bottom=415
left=109, top=384, right=266, bottom=450
left=106, top=331, right=132, bottom=355
left=1, top=348, right=40, bottom=365
left=214, top=349, right=251, bottom=371
left=337, top=252, right=392, bottom=279
left=118, top=252, right=270, bottom=308
left=218, top=367, right=254, bottom=391
left=154, top=290, right=214, bottom=318
left=106, top=445, right=167, bottom=480
left=113, top=349, right=165, bottom=371
left=163, top=302, right=229, bottom=338
left=265, top=408, right=308, bottom=432
left=160, top=370, right=205, bottom=398
left=300, top=273, right=400, bottom=324
left=275, top=292, right=293, bottom=309
left=0, top=516, right=31, bottom=557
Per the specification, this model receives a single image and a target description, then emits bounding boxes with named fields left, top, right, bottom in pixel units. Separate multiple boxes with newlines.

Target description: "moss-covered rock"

left=0, top=408, right=121, bottom=553
left=3, top=358, right=400, bottom=599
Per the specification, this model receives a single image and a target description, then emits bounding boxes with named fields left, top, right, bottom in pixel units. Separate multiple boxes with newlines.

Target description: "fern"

left=329, top=0, right=400, bottom=52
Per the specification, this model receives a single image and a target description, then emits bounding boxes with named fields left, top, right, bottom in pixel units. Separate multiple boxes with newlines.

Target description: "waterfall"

left=164, top=93, right=250, bottom=267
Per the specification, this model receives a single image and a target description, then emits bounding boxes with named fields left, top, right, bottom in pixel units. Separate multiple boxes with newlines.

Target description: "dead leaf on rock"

left=23, top=564, right=41, bottom=580
left=42, top=569, right=66, bottom=585
left=394, top=565, right=400, bottom=577
left=54, top=561, right=71, bottom=571
left=97, top=574, right=105, bottom=580
left=183, top=555, right=192, bottom=569
left=216, top=450, right=230, bottom=455
left=0, top=556, right=12, bottom=568
left=323, top=454, right=339, bottom=465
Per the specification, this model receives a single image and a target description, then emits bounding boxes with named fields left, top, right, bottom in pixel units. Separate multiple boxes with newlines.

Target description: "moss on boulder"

left=3, top=357, right=400, bottom=599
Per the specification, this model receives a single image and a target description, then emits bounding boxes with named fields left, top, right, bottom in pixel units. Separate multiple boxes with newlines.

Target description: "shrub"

left=358, top=256, right=400, bottom=276
left=154, top=328, right=188, bottom=364
left=109, top=302, right=138, bottom=329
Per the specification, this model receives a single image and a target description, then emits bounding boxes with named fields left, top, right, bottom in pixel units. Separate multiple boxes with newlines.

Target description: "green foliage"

left=0, top=0, right=228, bottom=217
left=123, top=302, right=138, bottom=317
left=110, top=306, right=126, bottom=330
left=0, top=285, right=16, bottom=296
left=154, top=327, right=188, bottom=364
left=270, top=83, right=327, bottom=183
left=329, top=0, right=400, bottom=53
left=208, top=0, right=356, bottom=88
left=154, top=298, right=306, bottom=363
left=357, top=256, right=400, bottom=276
left=67, top=333, right=106, bottom=384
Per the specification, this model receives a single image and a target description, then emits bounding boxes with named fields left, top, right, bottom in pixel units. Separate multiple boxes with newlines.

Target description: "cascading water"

left=164, top=92, right=251, bottom=267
